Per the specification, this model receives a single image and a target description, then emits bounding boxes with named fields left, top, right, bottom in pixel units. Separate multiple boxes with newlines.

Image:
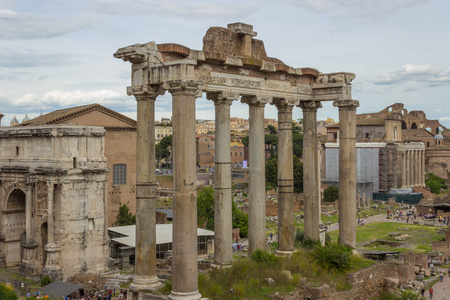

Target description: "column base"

left=19, top=261, right=39, bottom=277
left=211, top=263, right=232, bottom=269
left=275, top=250, right=294, bottom=257
left=41, top=267, right=62, bottom=281
left=168, top=290, right=202, bottom=300
left=129, top=275, right=162, bottom=294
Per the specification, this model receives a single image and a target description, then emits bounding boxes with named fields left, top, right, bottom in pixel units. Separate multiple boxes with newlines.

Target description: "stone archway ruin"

left=4, top=189, right=26, bottom=267
left=115, top=22, right=359, bottom=300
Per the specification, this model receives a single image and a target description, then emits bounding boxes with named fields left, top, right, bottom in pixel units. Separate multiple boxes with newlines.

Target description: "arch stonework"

left=115, top=22, right=359, bottom=300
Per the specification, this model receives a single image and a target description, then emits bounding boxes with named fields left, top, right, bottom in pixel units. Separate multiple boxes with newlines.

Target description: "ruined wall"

left=432, top=241, right=450, bottom=256
left=299, top=262, right=414, bottom=300
left=399, top=251, right=428, bottom=270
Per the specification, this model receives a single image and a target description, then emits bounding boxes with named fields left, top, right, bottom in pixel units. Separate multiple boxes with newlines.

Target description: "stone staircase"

left=100, top=270, right=133, bottom=291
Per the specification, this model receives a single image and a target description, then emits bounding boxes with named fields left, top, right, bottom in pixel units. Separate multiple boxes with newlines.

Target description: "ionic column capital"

left=206, top=91, right=239, bottom=105
left=333, top=99, right=359, bottom=110
left=164, top=80, right=204, bottom=97
left=299, top=100, right=322, bottom=111
left=128, top=84, right=165, bottom=100
left=241, top=95, right=271, bottom=107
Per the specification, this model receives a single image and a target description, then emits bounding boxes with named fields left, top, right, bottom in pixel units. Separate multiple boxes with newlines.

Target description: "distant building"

left=19, top=104, right=138, bottom=226
left=196, top=135, right=215, bottom=169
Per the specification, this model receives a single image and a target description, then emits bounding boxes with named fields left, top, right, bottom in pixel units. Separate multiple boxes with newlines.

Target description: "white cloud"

left=88, top=0, right=258, bottom=19
left=374, top=64, right=450, bottom=91
left=0, top=10, right=100, bottom=40
left=286, top=0, right=431, bottom=18
left=13, top=89, right=124, bottom=107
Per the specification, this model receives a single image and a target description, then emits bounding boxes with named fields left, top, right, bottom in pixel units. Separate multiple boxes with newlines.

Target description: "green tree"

left=323, top=186, right=339, bottom=202
left=241, top=135, right=249, bottom=147
left=0, top=283, right=18, bottom=300
left=197, top=186, right=249, bottom=236
left=293, top=132, right=303, bottom=158
left=197, top=186, right=215, bottom=230
left=267, top=125, right=278, bottom=135
left=156, top=135, right=172, bottom=162
left=265, top=158, right=278, bottom=189
left=114, top=203, right=136, bottom=226
left=293, top=155, right=303, bottom=193
left=425, top=172, right=447, bottom=194
left=232, top=199, right=249, bottom=237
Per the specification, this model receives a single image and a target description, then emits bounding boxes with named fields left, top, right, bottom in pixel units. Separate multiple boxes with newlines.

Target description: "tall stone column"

left=47, top=181, right=54, bottom=244
left=334, top=100, right=359, bottom=249
left=207, top=91, right=239, bottom=266
left=422, top=150, right=426, bottom=187
left=401, top=151, right=406, bottom=188
left=167, top=80, right=202, bottom=300
left=242, top=95, right=269, bottom=254
left=275, top=99, right=294, bottom=254
left=25, top=181, right=33, bottom=241
left=129, top=86, right=162, bottom=296
left=406, top=150, right=410, bottom=187
left=42, top=180, right=61, bottom=280
left=301, top=101, right=322, bottom=242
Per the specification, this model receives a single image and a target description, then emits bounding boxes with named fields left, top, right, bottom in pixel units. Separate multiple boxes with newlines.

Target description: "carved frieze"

left=36, top=181, right=48, bottom=217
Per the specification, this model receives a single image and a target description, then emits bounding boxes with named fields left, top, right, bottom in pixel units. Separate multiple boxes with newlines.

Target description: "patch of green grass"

left=328, top=222, right=444, bottom=253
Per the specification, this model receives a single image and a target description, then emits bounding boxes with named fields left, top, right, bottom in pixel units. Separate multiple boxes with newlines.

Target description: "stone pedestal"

left=334, top=100, right=359, bottom=249
left=19, top=239, right=39, bottom=276
left=41, top=243, right=62, bottom=280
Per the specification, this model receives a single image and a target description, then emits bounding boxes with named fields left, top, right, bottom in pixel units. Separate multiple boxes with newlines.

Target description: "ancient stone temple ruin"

left=115, top=23, right=359, bottom=299
left=0, top=125, right=110, bottom=280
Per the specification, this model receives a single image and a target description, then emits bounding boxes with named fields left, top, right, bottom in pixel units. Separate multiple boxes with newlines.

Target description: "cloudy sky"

left=1, top=0, right=449, bottom=128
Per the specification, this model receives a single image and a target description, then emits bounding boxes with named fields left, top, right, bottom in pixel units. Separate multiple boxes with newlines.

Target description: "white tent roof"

left=108, top=224, right=214, bottom=248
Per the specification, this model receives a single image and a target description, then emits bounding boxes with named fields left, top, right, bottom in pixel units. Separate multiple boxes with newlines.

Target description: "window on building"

left=113, top=164, right=127, bottom=185
left=235, top=152, right=237, bottom=156
left=240, top=152, right=242, bottom=156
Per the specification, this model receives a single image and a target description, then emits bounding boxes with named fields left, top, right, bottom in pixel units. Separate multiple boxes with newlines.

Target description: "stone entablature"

left=0, top=125, right=109, bottom=280
left=114, top=23, right=354, bottom=105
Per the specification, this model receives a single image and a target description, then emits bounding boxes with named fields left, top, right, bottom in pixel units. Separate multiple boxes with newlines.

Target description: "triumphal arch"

left=115, top=23, right=359, bottom=300
left=0, top=125, right=110, bottom=280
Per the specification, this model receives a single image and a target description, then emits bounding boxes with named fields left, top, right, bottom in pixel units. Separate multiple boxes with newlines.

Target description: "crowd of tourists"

left=29, top=289, right=127, bottom=300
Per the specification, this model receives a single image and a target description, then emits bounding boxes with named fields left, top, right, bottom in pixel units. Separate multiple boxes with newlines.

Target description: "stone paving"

left=425, top=268, right=450, bottom=300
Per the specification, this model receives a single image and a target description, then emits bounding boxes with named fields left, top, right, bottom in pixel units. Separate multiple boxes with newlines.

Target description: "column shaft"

left=422, top=150, right=426, bottom=186
left=169, top=81, right=202, bottom=300
left=131, top=90, right=161, bottom=292
left=275, top=100, right=294, bottom=253
left=210, top=92, right=235, bottom=266
left=301, top=101, right=322, bottom=241
left=406, top=151, right=410, bottom=187
left=334, top=100, right=359, bottom=249
left=243, top=96, right=267, bottom=253
left=25, top=183, right=32, bottom=241
left=402, top=151, right=406, bottom=188
left=47, top=181, right=54, bottom=244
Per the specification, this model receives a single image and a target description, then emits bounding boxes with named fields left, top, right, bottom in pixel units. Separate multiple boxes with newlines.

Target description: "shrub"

left=294, top=228, right=321, bottom=249
left=397, top=290, right=419, bottom=300
left=40, top=276, right=53, bottom=287
left=250, top=249, right=279, bottom=266
left=0, top=283, right=18, bottom=300
left=311, top=242, right=351, bottom=272
left=323, top=186, right=339, bottom=202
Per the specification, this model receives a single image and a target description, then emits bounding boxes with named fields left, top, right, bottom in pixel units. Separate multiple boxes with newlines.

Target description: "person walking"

left=421, top=286, right=425, bottom=297
left=440, top=272, right=444, bottom=282
left=429, top=287, right=433, bottom=299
